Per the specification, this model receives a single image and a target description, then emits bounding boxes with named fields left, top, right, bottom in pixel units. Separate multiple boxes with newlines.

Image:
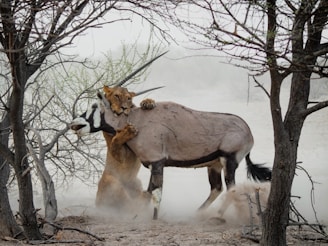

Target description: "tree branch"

left=302, top=100, right=328, bottom=117
left=39, top=219, right=104, bottom=242
left=19, top=1, right=38, bottom=48
left=252, top=75, right=270, bottom=99
left=0, top=142, right=15, bottom=166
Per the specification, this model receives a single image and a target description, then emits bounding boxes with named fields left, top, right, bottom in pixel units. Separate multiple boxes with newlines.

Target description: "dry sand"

left=2, top=207, right=327, bottom=246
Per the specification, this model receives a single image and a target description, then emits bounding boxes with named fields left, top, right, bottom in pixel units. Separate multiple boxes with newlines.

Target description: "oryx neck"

left=103, top=107, right=128, bottom=131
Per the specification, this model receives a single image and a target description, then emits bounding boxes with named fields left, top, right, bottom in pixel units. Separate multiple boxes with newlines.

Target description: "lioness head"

left=103, top=85, right=136, bottom=115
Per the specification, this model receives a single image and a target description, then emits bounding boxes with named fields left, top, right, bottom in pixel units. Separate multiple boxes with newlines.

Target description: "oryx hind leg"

left=224, top=154, right=238, bottom=189
left=198, top=158, right=225, bottom=210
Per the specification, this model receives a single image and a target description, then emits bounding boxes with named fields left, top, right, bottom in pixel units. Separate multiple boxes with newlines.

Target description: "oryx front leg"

left=147, top=161, right=164, bottom=220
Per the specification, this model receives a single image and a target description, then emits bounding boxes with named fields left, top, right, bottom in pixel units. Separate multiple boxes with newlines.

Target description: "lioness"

left=96, top=86, right=155, bottom=211
left=215, top=182, right=270, bottom=224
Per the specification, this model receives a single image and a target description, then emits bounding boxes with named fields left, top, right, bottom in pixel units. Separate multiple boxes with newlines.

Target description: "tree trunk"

left=261, top=71, right=308, bottom=245
left=261, top=133, right=298, bottom=245
left=15, top=168, right=42, bottom=240
left=9, top=61, right=42, bottom=240
left=27, top=142, right=58, bottom=235
left=0, top=162, right=25, bottom=239
left=0, top=114, right=24, bottom=239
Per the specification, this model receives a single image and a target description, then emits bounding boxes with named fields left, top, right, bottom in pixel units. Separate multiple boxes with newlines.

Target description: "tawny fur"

left=216, top=182, right=270, bottom=224
left=96, top=131, right=144, bottom=210
left=96, top=87, right=155, bottom=211
left=103, top=86, right=136, bottom=115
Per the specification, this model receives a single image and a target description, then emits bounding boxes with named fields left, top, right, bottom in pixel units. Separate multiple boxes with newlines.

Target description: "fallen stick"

left=29, top=239, right=88, bottom=245
left=40, top=218, right=105, bottom=242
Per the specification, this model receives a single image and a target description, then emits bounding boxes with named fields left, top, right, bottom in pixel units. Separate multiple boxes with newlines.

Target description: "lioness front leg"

left=110, top=124, right=138, bottom=162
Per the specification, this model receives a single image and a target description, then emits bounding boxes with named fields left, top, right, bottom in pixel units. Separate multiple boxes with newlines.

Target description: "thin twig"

left=255, top=188, right=263, bottom=226
left=21, top=166, right=33, bottom=177
left=241, top=192, right=261, bottom=243
left=290, top=164, right=327, bottom=237
left=292, top=234, right=328, bottom=243
left=296, top=164, right=320, bottom=224
left=244, top=193, right=254, bottom=233
left=252, top=75, right=270, bottom=98
left=41, top=219, right=105, bottom=241
left=289, top=222, right=327, bottom=228
left=29, top=239, right=89, bottom=245
left=241, top=234, right=260, bottom=243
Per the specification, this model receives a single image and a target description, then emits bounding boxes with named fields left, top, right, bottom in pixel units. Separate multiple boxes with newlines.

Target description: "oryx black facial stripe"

left=100, top=113, right=116, bottom=135
left=80, top=103, right=116, bottom=135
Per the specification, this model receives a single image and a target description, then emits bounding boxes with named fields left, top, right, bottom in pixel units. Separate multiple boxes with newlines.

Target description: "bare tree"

left=0, top=0, right=176, bottom=240
left=22, top=64, right=103, bottom=235
left=0, top=113, right=25, bottom=239
left=23, top=44, right=159, bottom=227
left=163, top=1, right=328, bottom=245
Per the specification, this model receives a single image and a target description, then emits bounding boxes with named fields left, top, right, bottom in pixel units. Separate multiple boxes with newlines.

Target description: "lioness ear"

left=103, top=85, right=113, bottom=95
left=129, top=91, right=136, bottom=97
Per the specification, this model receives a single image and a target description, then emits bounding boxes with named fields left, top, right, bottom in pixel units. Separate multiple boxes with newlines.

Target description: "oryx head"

left=70, top=93, right=115, bottom=136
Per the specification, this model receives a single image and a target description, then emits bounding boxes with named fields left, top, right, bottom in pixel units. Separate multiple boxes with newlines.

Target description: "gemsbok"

left=71, top=92, right=271, bottom=219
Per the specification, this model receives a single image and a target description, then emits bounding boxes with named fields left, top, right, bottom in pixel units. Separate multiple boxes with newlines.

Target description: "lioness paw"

left=127, top=124, right=138, bottom=135
left=140, top=98, right=156, bottom=110
left=121, top=124, right=138, bottom=138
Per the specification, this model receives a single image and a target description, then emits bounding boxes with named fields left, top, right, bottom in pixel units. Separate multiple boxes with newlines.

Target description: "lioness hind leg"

left=96, top=173, right=130, bottom=209
left=140, top=98, right=156, bottom=110
left=110, top=124, right=138, bottom=162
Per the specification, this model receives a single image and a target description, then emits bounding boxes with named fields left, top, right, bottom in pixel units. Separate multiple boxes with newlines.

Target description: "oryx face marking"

left=71, top=102, right=115, bottom=136
left=70, top=117, right=90, bottom=136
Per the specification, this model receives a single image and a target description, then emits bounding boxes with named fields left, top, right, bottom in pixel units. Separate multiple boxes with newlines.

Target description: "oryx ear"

left=97, top=91, right=103, bottom=100
left=97, top=91, right=110, bottom=109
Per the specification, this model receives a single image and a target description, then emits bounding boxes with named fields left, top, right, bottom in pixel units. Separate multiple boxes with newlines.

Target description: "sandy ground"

left=1, top=207, right=327, bottom=246
left=52, top=215, right=327, bottom=246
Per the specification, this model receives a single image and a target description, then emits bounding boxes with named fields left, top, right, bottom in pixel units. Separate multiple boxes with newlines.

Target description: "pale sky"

left=67, top=15, right=182, bottom=58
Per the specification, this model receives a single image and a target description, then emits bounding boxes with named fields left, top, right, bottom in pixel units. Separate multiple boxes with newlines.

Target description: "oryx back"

left=108, top=102, right=254, bottom=165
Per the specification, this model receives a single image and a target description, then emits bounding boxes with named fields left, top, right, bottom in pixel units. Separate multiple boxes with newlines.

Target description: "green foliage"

left=23, top=43, right=163, bottom=187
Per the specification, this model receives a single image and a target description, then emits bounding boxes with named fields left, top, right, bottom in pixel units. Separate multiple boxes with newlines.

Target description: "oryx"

left=71, top=93, right=271, bottom=219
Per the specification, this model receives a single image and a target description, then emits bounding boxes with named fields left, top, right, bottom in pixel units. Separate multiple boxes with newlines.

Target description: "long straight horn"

left=116, top=51, right=168, bottom=87
left=135, top=86, right=164, bottom=96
